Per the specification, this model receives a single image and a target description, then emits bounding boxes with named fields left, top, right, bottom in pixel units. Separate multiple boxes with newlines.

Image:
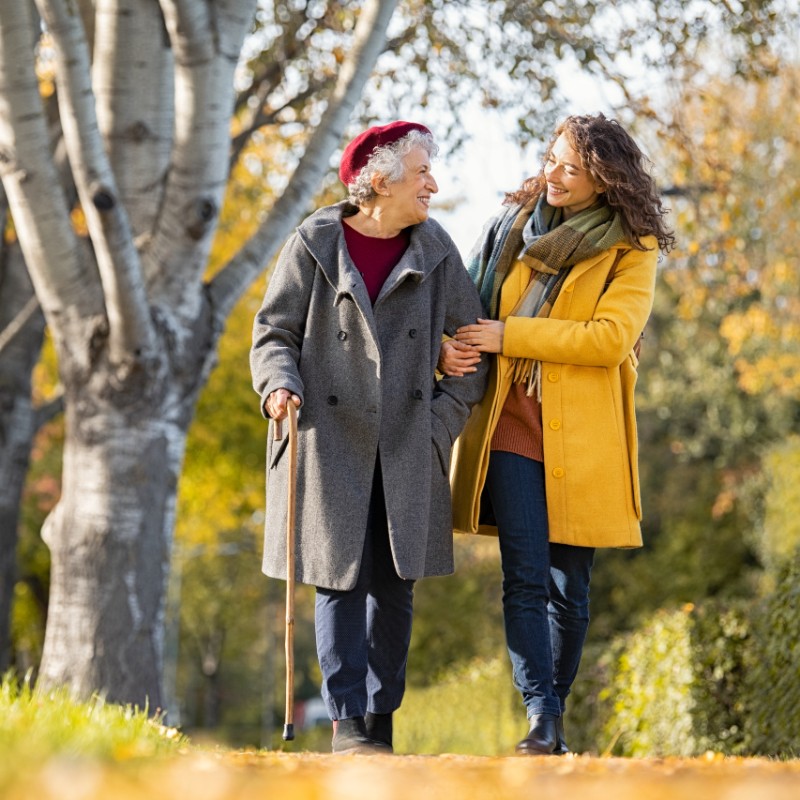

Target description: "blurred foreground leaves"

left=3, top=748, right=800, bottom=800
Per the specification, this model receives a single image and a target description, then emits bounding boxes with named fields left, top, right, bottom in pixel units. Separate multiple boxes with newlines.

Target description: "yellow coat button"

left=549, top=419, right=561, bottom=431
left=547, top=372, right=559, bottom=382
left=564, top=284, right=574, bottom=293
left=552, top=467, right=565, bottom=478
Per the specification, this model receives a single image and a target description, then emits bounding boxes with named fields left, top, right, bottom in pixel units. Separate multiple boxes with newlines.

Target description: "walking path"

left=7, top=751, right=800, bottom=800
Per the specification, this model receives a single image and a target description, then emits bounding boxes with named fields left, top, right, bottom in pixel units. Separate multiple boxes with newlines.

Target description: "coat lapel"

left=561, top=245, right=621, bottom=289
left=297, top=203, right=377, bottom=330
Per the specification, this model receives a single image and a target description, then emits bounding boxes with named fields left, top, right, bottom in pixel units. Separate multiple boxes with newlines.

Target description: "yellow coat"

left=450, top=238, right=658, bottom=548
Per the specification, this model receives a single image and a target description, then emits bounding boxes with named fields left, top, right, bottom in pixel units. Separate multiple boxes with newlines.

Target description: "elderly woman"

left=443, top=113, right=675, bottom=755
left=251, top=121, right=487, bottom=754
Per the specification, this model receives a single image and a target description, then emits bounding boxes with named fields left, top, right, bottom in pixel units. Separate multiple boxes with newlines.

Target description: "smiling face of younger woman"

left=543, top=133, right=605, bottom=219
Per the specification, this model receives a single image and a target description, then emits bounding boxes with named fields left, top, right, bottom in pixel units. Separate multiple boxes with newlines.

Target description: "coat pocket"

left=268, top=421, right=290, bottom=469
left=620, top=354, right=641, bottom=519
left=431, top=412, right=452, bottom=476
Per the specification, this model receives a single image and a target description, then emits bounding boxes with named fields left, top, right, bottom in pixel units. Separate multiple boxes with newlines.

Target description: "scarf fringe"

left=510, top=359, right=543, bottom=402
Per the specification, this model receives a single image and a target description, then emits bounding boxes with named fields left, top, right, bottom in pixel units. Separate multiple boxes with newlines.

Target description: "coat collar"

left=295, top=201, right=453, bottom=308
left=562, top=242, right=629, bottom=288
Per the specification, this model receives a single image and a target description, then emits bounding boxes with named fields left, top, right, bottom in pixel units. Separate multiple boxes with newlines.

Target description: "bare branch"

left=76, top=0, right=96, bottom=49
left=232, top=4, right=325, bottom=118
left=0, top=295, right=40, bottom=357
left=209, top=0, right=400, bottom=323
left=35, top=0, right=155, bottom=363
left=229, top=84, right=320, bottom=171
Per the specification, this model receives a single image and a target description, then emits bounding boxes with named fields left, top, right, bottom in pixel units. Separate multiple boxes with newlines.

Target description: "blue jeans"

left=486, top=451, right=595, bottom=718
left=315, top=459, right=415, bottom=720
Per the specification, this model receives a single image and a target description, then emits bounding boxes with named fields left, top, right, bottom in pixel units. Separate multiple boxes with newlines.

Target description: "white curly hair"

left=346, top=129, right=438, bottom=205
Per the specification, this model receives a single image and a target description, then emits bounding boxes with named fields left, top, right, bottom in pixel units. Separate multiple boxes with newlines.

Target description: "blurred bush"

left=396, top=657, right=519, bottom=755
left=569, top=438, right=800, bottom=758
left=741, top=552, right=800, bottom=757
left=586, top=603, right=749, bottom=757
left=407, top=536, right=505, bottom=687
left=757, top=437, right=800, bottom=577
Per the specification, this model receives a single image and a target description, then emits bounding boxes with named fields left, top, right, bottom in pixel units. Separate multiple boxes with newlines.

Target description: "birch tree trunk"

left=0, top=0, right=397, bottom=707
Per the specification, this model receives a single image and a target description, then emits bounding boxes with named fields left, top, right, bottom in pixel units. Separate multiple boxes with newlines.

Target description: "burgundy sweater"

left=343, top=221, right=410, bottom=304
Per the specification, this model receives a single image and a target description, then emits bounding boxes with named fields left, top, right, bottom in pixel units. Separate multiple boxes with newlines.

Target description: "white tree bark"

left=0, top=0, right=103, bottom=360
left=143, top=0, right=255, bottom=324
left=0, top=0, right=398, bottom=707
left=93, top=0, right=174, bottom=239
left=35, top=0, right=155, bottom=365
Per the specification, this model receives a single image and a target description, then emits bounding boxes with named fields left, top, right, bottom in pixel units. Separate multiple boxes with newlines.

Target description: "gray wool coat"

left=250, top=201, right=488, bottom=591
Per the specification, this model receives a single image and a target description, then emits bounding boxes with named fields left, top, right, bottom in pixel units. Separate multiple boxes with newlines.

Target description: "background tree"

left=0, top=229, right=46, bottom=671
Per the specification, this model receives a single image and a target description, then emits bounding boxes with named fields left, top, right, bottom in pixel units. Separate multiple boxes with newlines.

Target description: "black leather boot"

left=516, top=713, right=559, bottom=755
left=365, top=711, right=393, bottom=752
left=553, top=716, right=570, bottom=755
left=332, top=716, right=391, bottom=754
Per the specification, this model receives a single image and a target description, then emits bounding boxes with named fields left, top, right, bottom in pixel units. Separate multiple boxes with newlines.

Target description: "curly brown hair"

left=505, top=113, right=676, bottom=253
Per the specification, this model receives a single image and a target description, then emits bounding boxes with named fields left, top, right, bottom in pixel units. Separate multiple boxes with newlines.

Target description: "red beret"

left=339, top=120, right=432, bottom=186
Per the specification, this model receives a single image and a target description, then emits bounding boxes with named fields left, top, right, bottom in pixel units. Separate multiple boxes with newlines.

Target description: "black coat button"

left=413, top=389, right=423, bottom=400
left=337, top=330, right=347, bottom=341
left=327, top=395, right=338, bottom=405
left=409, top=328, right=417, bottom=338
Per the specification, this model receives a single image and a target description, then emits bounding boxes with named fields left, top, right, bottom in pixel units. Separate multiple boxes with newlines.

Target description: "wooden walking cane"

left=274, top=402, right=299, bottom=741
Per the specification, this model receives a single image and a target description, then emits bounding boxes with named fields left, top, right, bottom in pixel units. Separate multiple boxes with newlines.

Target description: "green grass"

left=0, top=673, right=186, bottom=788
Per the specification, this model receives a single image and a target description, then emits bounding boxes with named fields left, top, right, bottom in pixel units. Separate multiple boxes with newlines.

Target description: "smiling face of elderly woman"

left=347, top=130, right=439, bottom=228
left=379, top=146, right=438, bottom=227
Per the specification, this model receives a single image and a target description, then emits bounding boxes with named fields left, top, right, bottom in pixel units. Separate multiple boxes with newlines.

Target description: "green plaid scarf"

left=466, top=194, right=626, bottom=396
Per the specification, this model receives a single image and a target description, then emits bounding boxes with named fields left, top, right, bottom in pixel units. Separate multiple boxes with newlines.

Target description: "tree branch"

left=160, top=0, right=215, bottom=65
left=0, top=295, right=40, bottom=357
left=143, top=0, right=257, bottom=318
left=229, top=84, right=320, bottom=172
left=209, top=0, right=400, bottom=324
left=0, top=0, right=99, bottom=329
left=231, top=4, right=323, bottom=118
left=93, top=0, right=174, bottom=240
left=35, top=0, right=155, bottom=363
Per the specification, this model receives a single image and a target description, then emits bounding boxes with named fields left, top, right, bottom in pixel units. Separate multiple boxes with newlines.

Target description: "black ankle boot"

left=332, top=716, right=391, bottom=754
left=331, top=717, right=379, bottom=754
left=365, top=711, right=393, bottom=751
left=516, top=713, right=559, bottom=755
left=553, top=716, right=570, bottom=755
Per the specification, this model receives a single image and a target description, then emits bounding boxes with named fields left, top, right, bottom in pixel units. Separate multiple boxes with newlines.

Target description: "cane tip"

left=283, top=724, right=295, bottom=741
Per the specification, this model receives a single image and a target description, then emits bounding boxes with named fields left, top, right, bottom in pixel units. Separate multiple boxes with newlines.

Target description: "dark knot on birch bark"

left=91, top=186, right=115, bottom=211
left=185, top=197, right=218, bottom=240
